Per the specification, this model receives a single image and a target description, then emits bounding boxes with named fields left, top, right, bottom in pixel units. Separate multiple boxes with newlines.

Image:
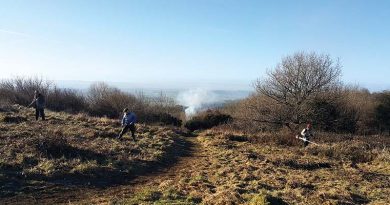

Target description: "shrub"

left=0, top=78, right=184, bottom=125
left=308, top=96, right=358, bottom=133
left=145, top=113, right=182, bottom=126
left=47, top=87, right=87, bottom=113
left=184, top=110, right=232, bottom=131
left=374, top=91, right=390, bottom=134
left=87, top=82, right=141, bottom=118
left=0, top=76, right=52, bottom=106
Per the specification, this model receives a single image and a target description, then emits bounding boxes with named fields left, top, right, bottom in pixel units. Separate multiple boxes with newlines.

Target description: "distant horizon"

left=56, top=80, right=254, bottom=103
left=56, top=79, right=390, bottom=93
left=56, top=79, right=253, bottom=92
left=0, top=77, right=389, bottom=93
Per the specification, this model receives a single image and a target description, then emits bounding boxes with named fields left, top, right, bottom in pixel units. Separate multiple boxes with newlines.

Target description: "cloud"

left=0, top=29, right=30, bottom=37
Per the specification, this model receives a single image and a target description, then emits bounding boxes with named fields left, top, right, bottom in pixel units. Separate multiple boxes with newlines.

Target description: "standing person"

left=29, top=90, right=46, bottom=121
left=300, top=123, right=313, bottom=147
left=117, top=108, right=137, bottom=141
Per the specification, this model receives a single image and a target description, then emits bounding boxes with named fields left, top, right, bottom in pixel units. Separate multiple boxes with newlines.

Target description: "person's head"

left=123, top=108, right=129, bottom=113
left=34, top=90, right=41, bottom=97
left=307, top=123, right=312, bottom=129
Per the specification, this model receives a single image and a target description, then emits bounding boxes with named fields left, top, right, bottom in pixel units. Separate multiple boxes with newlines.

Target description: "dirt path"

left=1, top=136, right=204, bottom=205
left=76, top=136, right=205, bottom=204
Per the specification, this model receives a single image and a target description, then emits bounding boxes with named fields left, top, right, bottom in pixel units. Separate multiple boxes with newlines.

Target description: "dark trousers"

left=35, top=108, right=45, bottom=120
left=304, top=140, right=309, bottom=147
left=303, top=136, right=310, bottom=147
left=119, top=124, right=136, bottom=139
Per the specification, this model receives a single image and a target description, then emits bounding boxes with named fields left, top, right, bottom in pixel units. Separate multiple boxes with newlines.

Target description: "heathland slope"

left=0, top=105, right=188, bottom=204
left=1, top=105, right=389, bottom=205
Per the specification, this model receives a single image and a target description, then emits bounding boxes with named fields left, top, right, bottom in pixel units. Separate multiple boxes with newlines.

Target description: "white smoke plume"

left=176, top=88, right=218, bottom=118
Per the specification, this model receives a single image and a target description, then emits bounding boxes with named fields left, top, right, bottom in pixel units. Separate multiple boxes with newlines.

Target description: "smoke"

left=176, top=88, right=218, bottom=118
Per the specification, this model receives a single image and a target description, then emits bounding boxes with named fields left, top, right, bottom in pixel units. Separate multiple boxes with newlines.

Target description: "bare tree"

left=254, top=52, right=342, bottom=127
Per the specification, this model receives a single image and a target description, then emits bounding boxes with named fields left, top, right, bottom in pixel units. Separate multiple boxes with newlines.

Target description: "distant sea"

left=56, top=80, right=253, bottom=104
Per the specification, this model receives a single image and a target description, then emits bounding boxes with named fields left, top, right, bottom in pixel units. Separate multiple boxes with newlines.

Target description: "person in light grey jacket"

left=117, top=108, right=137, bottom=140
left=29, top=90, right=46, bottom=120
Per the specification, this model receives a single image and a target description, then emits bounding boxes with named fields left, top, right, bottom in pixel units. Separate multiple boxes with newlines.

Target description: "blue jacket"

left=122, top=112, right=136, bottom=126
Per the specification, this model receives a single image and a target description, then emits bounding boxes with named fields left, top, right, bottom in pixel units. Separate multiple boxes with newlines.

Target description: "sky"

left=0, top=0, right=389, bottom=91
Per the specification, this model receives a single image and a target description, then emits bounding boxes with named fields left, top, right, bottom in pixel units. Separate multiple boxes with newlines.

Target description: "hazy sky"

left=0, top=0, right=389, bottom=90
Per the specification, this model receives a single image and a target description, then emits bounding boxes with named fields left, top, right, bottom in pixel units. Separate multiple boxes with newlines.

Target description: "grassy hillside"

left=1, top=105, right=389, bottom=204
left=0, top=105, right=186, bottom=203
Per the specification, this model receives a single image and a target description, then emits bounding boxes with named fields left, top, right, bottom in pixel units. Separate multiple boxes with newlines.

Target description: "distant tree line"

left=0, top=77, right=183, bottom=126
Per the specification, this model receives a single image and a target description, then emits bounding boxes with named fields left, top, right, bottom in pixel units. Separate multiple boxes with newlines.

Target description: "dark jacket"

left=301, top=128, right=313, bottom=139
left=32, top=93, right=45, bottom=109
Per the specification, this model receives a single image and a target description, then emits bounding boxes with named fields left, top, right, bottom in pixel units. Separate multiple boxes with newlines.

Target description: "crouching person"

left=300, top=123, right=313, bottom=147
left=117, top=108, right=137, bottom=140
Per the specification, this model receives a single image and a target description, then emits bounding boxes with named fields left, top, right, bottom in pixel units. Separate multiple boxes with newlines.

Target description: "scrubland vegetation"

left=222, top=52, right=390, bottom=136
left=1, top=52, right=389, bottom=204
left=0, top=78, right=183, bottom=125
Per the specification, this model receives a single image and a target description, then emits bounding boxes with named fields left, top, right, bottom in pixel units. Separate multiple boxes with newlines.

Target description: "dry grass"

left=119, top=128, right=389, bottom=205
left=1, top=105, right=389, bottom=204
left=0, top=105, right=183, bottom=200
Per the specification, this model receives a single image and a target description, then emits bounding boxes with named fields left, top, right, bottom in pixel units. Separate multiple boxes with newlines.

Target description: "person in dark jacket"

left=300, top=123, right=313, bottom=147
left=29, top=90, right=46, bottom=120
left=117, top=108, right=137, bottom=140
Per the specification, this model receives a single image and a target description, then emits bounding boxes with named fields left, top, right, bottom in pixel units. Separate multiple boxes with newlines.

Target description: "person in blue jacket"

left=117, top=108, right=137, bottom=140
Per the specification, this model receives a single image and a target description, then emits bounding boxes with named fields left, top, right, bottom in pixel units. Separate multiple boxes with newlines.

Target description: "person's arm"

left=301, top=129, right=306, bottom=136
left=28, top=98, right=37, bottom=107
left=121, top=115, right=125, bottom=126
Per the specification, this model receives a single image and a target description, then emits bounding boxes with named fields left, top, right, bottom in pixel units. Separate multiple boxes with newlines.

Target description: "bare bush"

left=127, top=91, right=184, bottom=126
left=0, top=78, right=184, bottom=125
left=307, top=91, right=358, bottom=133
left=254, top=52, right=342, bottom=127
left=149, top=92, right=183, bottom=119
left=87, top=82, right=140, bottom=118
left=47, top=87, right=87, bottom=113
left=184, top=110, right=232, bottom=132
left=0, top=76, right=52, bottom=106
left=337, top=86, right=377, bottom=134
